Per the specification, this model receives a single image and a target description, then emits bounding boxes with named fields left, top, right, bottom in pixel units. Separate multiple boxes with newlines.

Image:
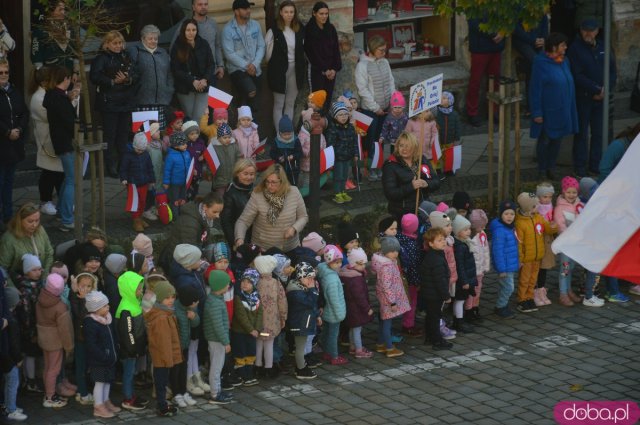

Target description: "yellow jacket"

left=515, top=210, right=557, bottom=263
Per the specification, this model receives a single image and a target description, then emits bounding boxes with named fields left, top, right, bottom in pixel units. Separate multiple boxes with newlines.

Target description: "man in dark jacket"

left=567, top=18, right=617, bottom=177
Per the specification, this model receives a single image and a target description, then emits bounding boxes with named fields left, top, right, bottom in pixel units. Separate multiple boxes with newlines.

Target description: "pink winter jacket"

left=233, top=126, right=260, bottom=159
left=444, top=236, right=458, bottom=286
left=298, top=127, right=326, bottom=172
left=405, top=119, right=438, bottom=160
left=256, top=275, right=288, bottom=338
left=553, top=195, right=582, bottom=233
left=470, top=231, right=491, bottom=276
left=371, top=253, right=410, bottom=320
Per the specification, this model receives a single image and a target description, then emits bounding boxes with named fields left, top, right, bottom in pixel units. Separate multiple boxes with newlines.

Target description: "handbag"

left=631, top=61, right=640, bottom=113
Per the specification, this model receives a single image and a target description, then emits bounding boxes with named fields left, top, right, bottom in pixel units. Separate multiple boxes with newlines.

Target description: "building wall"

left=612, top=0, right=640, bottom=90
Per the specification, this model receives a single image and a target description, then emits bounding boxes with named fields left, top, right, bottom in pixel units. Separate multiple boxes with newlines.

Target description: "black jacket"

left=382, top=154, right=440, bottom=221
left=453, top=238, right=477, bottom=289
left=420, top=249, right=450, bottom=303
left=84, top=315, right=118, bottom=368
left=69, top=291, right=88, bottom=342
left=43, top=88, right=75, bottom=155
left=116, top=311, right=147, bottom=358
left=221, top=178, right=253, bottom=246
left=0, top=313, right=22, bottom=372
left=170, top=36, right=216, bottom=94
left=0, top=83, right=28, bottom=165
left=119, top=148, right=155, bottom=185
left=90, top=49, right=138, bottom=112
left=267, top=26, right=306, bottom=93
left=326, top=119, right=357, bottom=161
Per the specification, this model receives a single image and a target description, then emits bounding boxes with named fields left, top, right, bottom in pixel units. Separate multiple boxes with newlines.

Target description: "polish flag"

left=125, top=184, right=139, bottom=212
left=353, top=111, right=373, bottom=134
left=357, top=135, right=363, bottom=160
left=431, top=134, right=442, bottom=160
left=256, top=159, right=275, bottom=172
left=252, top=138, right=269, bottom=157
left=370, top=141, right=384, bottom=169
left=132, top=111, right=158, bottom=132
left=444, top=145, right=461, bottom=173
left=185, top=158, right=195, bottom=189
left=552, top=133, right=640, bottom=283
left=203, top=143, right=221, bottom=176
left=141, top=120, right=152, bottom=142
left=319, top=146, right=335, bottom=174
left=208, top=87, right=233, bottom=109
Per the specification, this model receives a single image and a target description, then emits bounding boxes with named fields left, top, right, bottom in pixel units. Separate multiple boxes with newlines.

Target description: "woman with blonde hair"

left=221, top=158, right=258, bottom=246
left=234, top=164, right=308, bottom=253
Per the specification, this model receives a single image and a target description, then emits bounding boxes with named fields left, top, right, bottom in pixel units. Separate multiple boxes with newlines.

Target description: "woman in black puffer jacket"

left=381, top=131, right=439, bottom=222
left=221, top=159, right=257, bottom=247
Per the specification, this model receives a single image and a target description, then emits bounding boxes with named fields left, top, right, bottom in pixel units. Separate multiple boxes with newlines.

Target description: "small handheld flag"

left=132, top=111, right=158, bottom=132
left=125, top=184, right=139, bottom=212
left=203, top=143, right=221, bottom=176
left=370, top=141, right=384, bottom=169
left=208, top=87, right=233, bottom=109
left=320, top=146, right=335, bottom=174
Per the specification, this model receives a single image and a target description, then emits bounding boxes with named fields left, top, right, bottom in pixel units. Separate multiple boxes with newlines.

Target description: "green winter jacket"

left=116, top=271, right=143, bottom=319
left=231, top=294, right=263, bottom=335
left=175, top=300, right=200, bottom=350
left=0, top=227, right=54, bottom=283
left=203, top=293, right=229, bottom=345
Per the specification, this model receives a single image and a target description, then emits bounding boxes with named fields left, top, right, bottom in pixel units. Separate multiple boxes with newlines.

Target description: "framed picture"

left=365, top=27, right=393, bottom=55
left=391, top=22, right=415, bottom=48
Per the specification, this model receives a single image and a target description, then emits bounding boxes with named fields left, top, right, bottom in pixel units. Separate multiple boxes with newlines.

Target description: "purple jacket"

left=187, top=137, right=206, bottom=176
left=339, top=266, right=372, bottom=328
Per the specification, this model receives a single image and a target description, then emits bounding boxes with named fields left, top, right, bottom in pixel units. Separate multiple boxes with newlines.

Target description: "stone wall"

left=613, top=0, right=640, bottom=90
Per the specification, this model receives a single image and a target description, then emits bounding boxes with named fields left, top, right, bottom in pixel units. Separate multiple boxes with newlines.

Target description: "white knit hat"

left=237, top=105, right=253, bottom=120
left=85, top=290, right=109, bottom=313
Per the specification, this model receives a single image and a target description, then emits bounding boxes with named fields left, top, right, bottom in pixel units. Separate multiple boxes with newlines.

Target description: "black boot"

left=453, top=318, right=474, bottom=333
left=464, top=309, right=475, bottom=323
left=473, top=307, right=484, bottom=324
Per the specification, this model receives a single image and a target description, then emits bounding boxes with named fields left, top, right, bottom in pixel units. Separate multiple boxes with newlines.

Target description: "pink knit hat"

left=390, top=91, right=406, bottom=108
left=213, top=108, right=228, bottom=121
left=468, top=209, right=488, bottom=232
left=436, top=202, right=449, bottom=212
left=561, top=176, right=579, bottom=193
left=401, top=213, right=419, bottom=238
left=302, top=232, right=326, bottom=254
left=347, top=247, right=368, bottom=265
left=132, top=233, right=153, bottom=257
left=45, top=273, right=65, bottom=296
left=323, top=245, right=343, bottom=263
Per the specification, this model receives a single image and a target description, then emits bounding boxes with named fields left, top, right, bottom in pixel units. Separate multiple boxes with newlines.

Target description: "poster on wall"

left=391, top=23, right=415, bottom=48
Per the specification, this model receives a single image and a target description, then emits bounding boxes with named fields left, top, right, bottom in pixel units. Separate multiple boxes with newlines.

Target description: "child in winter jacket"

left=405, top=108, right=439, bottom=165
left=396, top=213, right=424, bottom=337
left=420, top=228, right=453, bottom=351
left=298, top=108, right=327, bottom=191
left=467, top=209, right=490, bottom=322
left=182, top=120, right=206, bottom=201
left=436, top=91, right=461, bottom=174
left=211, top=123, right=242, bottom=197
left=253, top=255, right=288, bottom=378
left=199, top=107, right=228, bottom=142
left=163, top=110, right=184, bottom=143
left=173, top=283, right=200, bottom=408
left=121, top=132, right=156, bottom=232
left=451, top=216, right=477, bottom=334
left=233, top=106, right=260, bottom=160
left=2, top=286, right=28, bottom=421
left=379, top=91, right=408, bottom=151
left=103, top=253, right=127, bottom=310
left=326, top=102, right=358, bottom=204
left=203, top=270, right=233, bottom=404
left=371, top=237, right=410, bottom=358
left=84, top=291, right=119, bottom=419
left=270, top=115, right=303, bottom=186
left=338, top=248, right=373, bottom=358
left=515, top=192, right=557, bottom=313
left=144, top=281, right=182, bottom=417
left=489, top=200, right=520, bottom=319
left=36, top=273, right=74, bottom=409
left=163, top=132, right=191, bottom=217
left=535, top=181, right=556, bottom=306
left=231, top=269, right=263, bottom=386
left=317, top=245, right=347, bottom=365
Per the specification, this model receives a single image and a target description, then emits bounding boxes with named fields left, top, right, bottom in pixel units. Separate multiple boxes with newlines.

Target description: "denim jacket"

left=221, top=18, right=265, bottom=76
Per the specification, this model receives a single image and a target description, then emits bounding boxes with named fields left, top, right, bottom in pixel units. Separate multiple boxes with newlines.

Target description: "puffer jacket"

left=211, top=138, right=242, bottom=190
left=515, top=211, right=557, bottom=263
left=126, top=42, right=174, bottom=105
left=203, top=293, right=229, bottom=344
left=169, top=260, right=207, bottom=304
left=316, top=262, right=346, bottom=324
left=553, top=195, right=582, bottom=233
left=163, top=147, right=191, bottom=186
left=371, top=253, right=410, bottom=320
left=382, top=154, right=440, bottom=220
left=338, top=266, right=372, bottom=328
left=119, top=147, right=155, bottom=185
left=325, top=119, right=357, bottom=161
left=36, top=288, right=74, bottom=352
left=470, top=231, right=491, bottom=275
left=144, top=306, right=182, bottom=367
left=396, top=233, right=423, bottom=286
left=84, top=315, right=118, bottom=369
left=299, top=126, right=326, bottom=172
left=419, top=248, right=450, bottom=303
left=285, top=279, right=319, bottom=337
left=256, top=276, right=288, bottom=338
left=231, top=293, right=263, bottom=335
left=379, top=113, right=408, bottom=146
left=116, top=271, right=146, bottom=358
left=453, top=238, right=477, bottom=289
left=233, top=127, right=260, bottom=160
left=444, top=237, right=458, bottom=285
left=489, top=218, right=520, bottom=273
left=175, top=299, right=200, bottom=350
left=90, top=48, right=138, bottom=112
left=221, top=179, right=253, bottom=246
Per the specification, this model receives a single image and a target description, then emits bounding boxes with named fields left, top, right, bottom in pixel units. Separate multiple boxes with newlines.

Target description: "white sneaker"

left=629, top=285, right=640, bottom=296
left=173, top=394, right=187, bottom=408
left=40, top=201, right=57, bottom=216
left=6, top=410, right=28, bottom=421
left=182, top=393, right=197, bottom=406
left=186, top=376, right=204, bottom=396
left=75, top=393, right=94, bottom=405
left=142, top=208, right=158, bottom=221
left=583, top=296, right=605, bottom=307
left=195, top=372, right=210, bottom=392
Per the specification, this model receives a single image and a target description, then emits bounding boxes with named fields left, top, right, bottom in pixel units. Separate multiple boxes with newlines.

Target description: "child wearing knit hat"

left=143, top=120, right=164, bottom=222
left=373, top=90, right=408, bottom=181
left=199, top=107, right=229, bottom=143
left=270, top=114, right=303, bottom=186
left=327, top=101, right=358, bottom=204
left=371, top=237, right=410, bottom=358
left=371, top=215, right=398, bottom=253
left=535, top=182, right=556, bottom=306
left=302, top=232, right=327, bottom=258
left=121, top=131, right=156, bottom=232
left=489, top=200, right=519, bottom=318
left=515, top=192, right=558, bottom=313
left=181, top=120, right=206, bottom=201
left=233, top=106, right=260, bottom=160
left=163, top=131, right=191, bottom=218
left=298, top=107, right=328, bottom=192
left=317, top=246, right=348, bottom=365
left=83, top=290, right=120, bottom=418
left=211, top=121, right=242, bottom=197
left=436, top=91, right=460, bottom=175
left=396, top=214, right=424, bottom=337
left=144, top=281, right=181, bottom=417
left=308, top=90, right=327, bottom=111
left=252, top=255, right=288, bottom=378
left=451, top=215, right=477, bottom=334
left=467, top=209, right=490, bottom=321
left=338, top=247, right=374, bottom=358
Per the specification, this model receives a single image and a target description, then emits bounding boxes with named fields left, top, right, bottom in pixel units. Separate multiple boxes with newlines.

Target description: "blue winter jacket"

left=325, top=120, right=358, bottom=161
left=169, top=260, right=207, bottom=304
left=598, top=137, right=630, bottom=182
left=316, top=262, right=346, bottom=324
left=489, top=218, right=520, bottom=273
left=119, top=145, right=155, bottom=185
left=567, top=36, right=616, bottom=101
left=467, top=18, right=505, bottom=54
left=285, top=280, right=319, bottom=337
left=529, top=53, right=579, bottom=140
left=84, top=315, right=118, bottom=368
left=163, top=148, right=191, bottom=186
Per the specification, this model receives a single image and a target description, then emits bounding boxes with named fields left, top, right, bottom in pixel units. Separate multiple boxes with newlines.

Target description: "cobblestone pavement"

left=9, top=270, right=640, bottom=425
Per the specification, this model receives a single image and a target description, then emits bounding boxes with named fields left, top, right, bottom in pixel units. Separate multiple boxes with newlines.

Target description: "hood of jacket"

left=338, top=265, right=364, bottom=278
left=316, top=262, right=335, bottom=280
left=116, top=271, right=143, bottom=318
left=38, top=288, right=61, bottom=308
left=370, top=253, right=393, bottom=272
left=144, top=305, right=172, bottom=325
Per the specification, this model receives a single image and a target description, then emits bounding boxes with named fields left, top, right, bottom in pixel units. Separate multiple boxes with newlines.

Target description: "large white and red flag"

left=125, top=184, right=139, bottom=212
left=319, top=146, right=335, bottom=174
left=444, top=145, right=461, bottom=173
left=208, top=87, right=233, bottom=109
left=203, top=143, right=220, bottom=176
left=370, top=141, right=384, bottom=169
left=185, top=158, right=195, bottom=189
left=552, top=133, right=640, bottom=283
left=352, top=111, right=373, bottom=134
left=131, top=111, right=158, bottom=132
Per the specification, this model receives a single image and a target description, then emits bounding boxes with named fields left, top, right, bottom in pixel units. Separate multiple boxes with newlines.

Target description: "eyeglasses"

left=266, top=179, right=281, bottom=185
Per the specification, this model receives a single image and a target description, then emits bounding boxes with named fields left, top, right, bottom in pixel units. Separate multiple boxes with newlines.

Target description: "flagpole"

left=355, top=159, right=361, bottom=192
left=415, top=126, right=424, bottom=215
left=286, top=156, right=296, bottom=185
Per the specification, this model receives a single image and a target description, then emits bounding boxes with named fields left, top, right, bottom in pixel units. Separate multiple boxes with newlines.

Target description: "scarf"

left=88, top=312, right=112, bottom=325
left=150, top=137, right=163, bottom=150
left=263, top=191, right=285, bottom=226
left=537, top=203, right=553, bottom=222
left=144, top=44, right=157, bottom=54
left=277, top=133, right=295, bottom=145
left=153, top=302, right=174, bottom=312
left=241, top=123, right=257, bottom=136
left=546, top=51, right=565, bottom=64
left=239, top=289, right=260, bottom=311
left=198, top=202, right=215, bottom=228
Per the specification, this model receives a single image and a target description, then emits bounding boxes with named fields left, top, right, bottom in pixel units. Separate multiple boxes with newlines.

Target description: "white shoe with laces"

left=583, top=296, right=605, bottom=307
left=173, top=394, right=187, bottom=408
left=182, top=393, right=197, bottom=406
left=6, top=410, right=28, bottom=421
left=40, top=202, right=57, bottom=216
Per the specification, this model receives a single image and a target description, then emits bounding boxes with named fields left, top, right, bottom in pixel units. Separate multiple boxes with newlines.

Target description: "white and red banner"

left=444, top=145, right=461, bottom=173
left=131, top=111, right=158, bottom=132
left=185, top=158, right=195, bottom=189
left=353, top=111, right=373, bottom=134
left=552, top=133, right=640, bottom=283
left=252, top=138, right=269, bottom=157
left=203, top=143, right=221, bottom=176
left=370, top=141, right=384, bottom=169
left=141, top=120, right=152, bottom=142
left=125, top=184, right=139, bottom=212
left=431, top=134, right=442, bottom=160
left=319, top=146, right=335, bottom=174
left=208, top=87, right=233, bottom=109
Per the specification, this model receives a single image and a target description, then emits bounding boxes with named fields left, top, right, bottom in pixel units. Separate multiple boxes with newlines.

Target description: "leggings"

left=349, top=327, right=363, bottom=351
left=93, top=381, right=111, bottom=405
left=255, top=337, right=275, bottom=368
left=43, top=349, right=63, bottom=398
left=272, top=62, right=298, bottom=129
left=465, top=274, right=484, bottom=309
left=187, top=339, right=199, bottom=377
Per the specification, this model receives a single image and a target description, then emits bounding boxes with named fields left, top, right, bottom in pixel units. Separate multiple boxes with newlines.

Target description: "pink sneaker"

left=541, top=287, right=552, bottom=305
left=329, top=355, right=349, bottom=365
left=354, top=348, right=374, bottom=358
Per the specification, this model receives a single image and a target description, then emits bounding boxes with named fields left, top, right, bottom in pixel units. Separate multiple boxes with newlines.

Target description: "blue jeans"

left=153, top=367, right=169, bottom=410
left=320, top=321, right=340, bottom=358
left=606, top=276, right=620, bottom=295
left=585, top=271, right=596, bottom=299
left=537, top=131, right=563, bottom=173
left=59, top=152, right=75, bottom=225
left=558, top=253, right=576, bottom=295
left=3, top=366, right=19, bottom=413
left=75, top=341, right=89, bottom=396
left=333, top=160, right=350, bottom=193
left=121, top=357, right=136, bottom=400
left=496, top=272, right=515, bottom=308
left=273, top=332, right=284, bottom=363
left=378, top=318, right=393, bottom=349
left=0, top=163, right=16, bottom=222
left=574, top=98, right=603, bottom=174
